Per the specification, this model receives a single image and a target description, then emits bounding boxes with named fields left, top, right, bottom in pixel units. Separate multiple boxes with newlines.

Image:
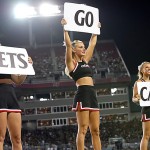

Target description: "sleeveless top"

left=69, top=60, right=93, bottom=82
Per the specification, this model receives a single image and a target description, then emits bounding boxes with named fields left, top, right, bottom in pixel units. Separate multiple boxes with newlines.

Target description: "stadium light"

left=14, top=2, right=61, bottom=19
left=14, top=3, right=37, bottom=18
left=39, top=3, right=61, bottom=16
left=13, top=2, right=62, bottom=47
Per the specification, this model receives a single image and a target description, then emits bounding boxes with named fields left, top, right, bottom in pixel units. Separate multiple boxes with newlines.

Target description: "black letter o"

left=85, top=12, right=93, bottom=27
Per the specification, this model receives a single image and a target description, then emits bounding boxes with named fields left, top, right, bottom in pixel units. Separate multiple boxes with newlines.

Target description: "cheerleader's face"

left=142, top=63, right=150, bottom=76
left=73, top=42, right=86, bottom=57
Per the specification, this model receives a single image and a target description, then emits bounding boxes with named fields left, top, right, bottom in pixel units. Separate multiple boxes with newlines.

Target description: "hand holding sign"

left=28, top=56, right=33, bottom=65
left=61, top=18, right=67, bottom=26
left=64, top=2, right=100, bottom=35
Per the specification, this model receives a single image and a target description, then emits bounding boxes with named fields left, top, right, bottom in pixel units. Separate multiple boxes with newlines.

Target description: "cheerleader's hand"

left=61, top=18, right=67, bottom=26
left=28, top=57, right=33, bottom=65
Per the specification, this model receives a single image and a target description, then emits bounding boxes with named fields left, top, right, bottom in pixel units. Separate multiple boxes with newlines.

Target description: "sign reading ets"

left=0, top=46, right=35, bottom=75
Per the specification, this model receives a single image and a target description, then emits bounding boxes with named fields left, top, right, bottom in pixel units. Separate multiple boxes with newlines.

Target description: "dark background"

left=0, top=0, right=149, bottom=75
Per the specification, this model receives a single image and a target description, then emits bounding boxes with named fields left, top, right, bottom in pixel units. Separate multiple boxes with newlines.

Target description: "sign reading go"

left=64, top=2, right=100, bottom=35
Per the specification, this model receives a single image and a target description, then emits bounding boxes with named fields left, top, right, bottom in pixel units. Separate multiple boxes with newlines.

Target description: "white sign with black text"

left=137, top=82, right=150, bottom=106
left=0, top=46, right=35, bottom=75
left=64, top=2, right=100, bottom=35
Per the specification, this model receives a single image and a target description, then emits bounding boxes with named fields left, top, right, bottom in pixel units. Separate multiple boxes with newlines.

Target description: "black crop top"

left=0, top=74, right=11, bottom=79
left=69, top=60, right=92, bottom=82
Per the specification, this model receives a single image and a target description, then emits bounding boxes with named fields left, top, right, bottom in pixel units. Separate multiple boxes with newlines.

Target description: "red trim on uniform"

left=0, top=109, right=21, bottom=113
left=141, top=114, right=150, bottom=122
left=72, top=102, right=100, bottom=111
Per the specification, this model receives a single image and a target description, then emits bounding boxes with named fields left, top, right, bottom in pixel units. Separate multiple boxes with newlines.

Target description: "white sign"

left=0, top=46, right=35, bottom=75
left=137, top=82, right=150, bottom=106
left=64, top=2, right=100, bottom=35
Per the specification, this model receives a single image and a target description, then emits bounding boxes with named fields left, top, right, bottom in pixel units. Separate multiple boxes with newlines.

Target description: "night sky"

left=0, top=0, right=149, bottom=75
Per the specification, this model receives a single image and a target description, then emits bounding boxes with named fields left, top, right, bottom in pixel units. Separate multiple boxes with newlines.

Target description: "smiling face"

left=138, top=62, right=150, bottom=79
left=72, top=40, right=86, bottom=57
left=141, top=62, right=150, bottom=76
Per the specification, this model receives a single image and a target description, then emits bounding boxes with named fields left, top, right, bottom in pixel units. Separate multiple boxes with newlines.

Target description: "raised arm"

left=84, top=22, right=101, bottom=62
left=84, top=34, right=97, bottom=63
left=61, top=18, right=74, bottom=71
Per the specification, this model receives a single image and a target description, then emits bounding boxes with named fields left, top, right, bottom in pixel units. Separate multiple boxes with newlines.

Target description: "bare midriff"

left=75, top=77, right=94, bottom=87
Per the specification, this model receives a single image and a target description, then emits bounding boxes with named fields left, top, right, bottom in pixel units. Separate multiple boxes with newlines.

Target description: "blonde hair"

left=71, top=40, right=83, bottom=48
left=64, top=40, right=83, bottom=78
left=63, top=40, right=83, bottom=48
left=137, top=61, right=150, bottom=79
left=63, top=40, right=83, bottom=79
